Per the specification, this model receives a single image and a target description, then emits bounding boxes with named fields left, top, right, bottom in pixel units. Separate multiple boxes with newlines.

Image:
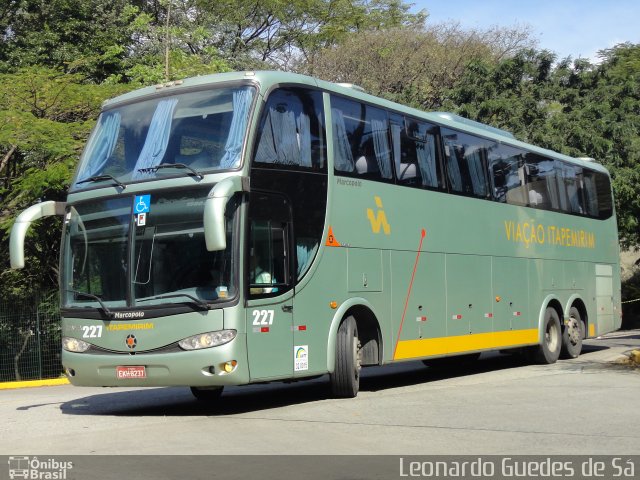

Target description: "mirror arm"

left=10, top=201, right=66, bottom=269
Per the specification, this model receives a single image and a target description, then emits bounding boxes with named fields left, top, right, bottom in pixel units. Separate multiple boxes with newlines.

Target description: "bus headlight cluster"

left=179, top=330, right=236, bottom=351
left=62, top=337, right=91, bottom=353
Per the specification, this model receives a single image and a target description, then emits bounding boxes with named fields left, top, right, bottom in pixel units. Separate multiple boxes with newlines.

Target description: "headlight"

left=62, top=337, right=90, bottom=353
left=179, top=330, right=236, bottom=351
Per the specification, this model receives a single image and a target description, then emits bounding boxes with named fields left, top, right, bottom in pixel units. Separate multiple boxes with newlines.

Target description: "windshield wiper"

left=136, top=293, right=211, bottom=310
left=137, top=163, right=203, bottom=180
left=76, top=174, right=126, bottom=190
left=67, top=290, right=114, bottom=319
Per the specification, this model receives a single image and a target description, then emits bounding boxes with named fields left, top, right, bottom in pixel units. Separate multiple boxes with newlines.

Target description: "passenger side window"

left=441, top=129, right=492, bottom=198
left=523, top=154, right=560, bottom=210
left=254, top=88, right=326, bottom=171
left=557, top=163, right=585, bottom=214
left=331, top=96, right=393, bottom=181
left=488, top=143, right=528, bottom=205
left=399, top=117, right=441, bottom=189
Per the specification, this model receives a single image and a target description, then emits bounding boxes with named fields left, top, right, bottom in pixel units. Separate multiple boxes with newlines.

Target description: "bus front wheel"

left=560, top=307, right=584, bottom=359
left=330, top=315, right=362, bottom=398
left=190, top=386, right=224, bottom=402
left=530, top=307, right=562, bottom=364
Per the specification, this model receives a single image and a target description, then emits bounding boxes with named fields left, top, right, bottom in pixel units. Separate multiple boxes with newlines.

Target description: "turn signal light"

left=223, top=360, right=238, bottom=373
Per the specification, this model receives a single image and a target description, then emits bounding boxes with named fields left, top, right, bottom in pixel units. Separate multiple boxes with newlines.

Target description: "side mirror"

left=10, top=201, right=66, bottom=269
left=203, top=176, right=249, bottom=251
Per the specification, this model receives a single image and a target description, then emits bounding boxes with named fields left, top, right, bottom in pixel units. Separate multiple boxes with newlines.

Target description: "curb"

left=0, top=377, right=69, bottom=390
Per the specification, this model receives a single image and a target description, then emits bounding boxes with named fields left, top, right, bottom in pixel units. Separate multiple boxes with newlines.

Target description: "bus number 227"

left=252, top=310, right=274, bottom=326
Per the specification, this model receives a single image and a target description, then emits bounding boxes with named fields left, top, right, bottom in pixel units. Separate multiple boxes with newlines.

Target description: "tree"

left=305, top=22, right=535, bottom=110
left=0, top=0, right=139, bottom=81
left=0, top=68, right=130, bottom=299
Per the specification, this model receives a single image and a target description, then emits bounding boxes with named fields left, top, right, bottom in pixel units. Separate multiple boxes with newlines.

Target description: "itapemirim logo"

left=7, top=456, right=73, bottom=479
left=366, top=196, right=391, bottom=235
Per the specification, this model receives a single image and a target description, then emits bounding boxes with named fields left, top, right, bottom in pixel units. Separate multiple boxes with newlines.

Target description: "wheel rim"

left=545, top=317, right=560, bottom=351
left=566, top=317, right=581, bottom=346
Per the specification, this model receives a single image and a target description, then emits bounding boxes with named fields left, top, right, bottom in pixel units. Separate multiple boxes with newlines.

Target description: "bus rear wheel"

left=190, top=386, right=224, bottom=402
left=560, top=307, right=584, bottom=359
left=530, top=307, right=562, bottom=364
left=330, top=316, right=362, bottom=398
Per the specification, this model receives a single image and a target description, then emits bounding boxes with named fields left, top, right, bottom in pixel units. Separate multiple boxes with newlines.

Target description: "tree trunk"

left=14, top=330, right=32, bottom=381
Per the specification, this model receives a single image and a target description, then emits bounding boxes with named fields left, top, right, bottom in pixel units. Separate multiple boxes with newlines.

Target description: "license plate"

left=116, top=366, right=146, bottom=379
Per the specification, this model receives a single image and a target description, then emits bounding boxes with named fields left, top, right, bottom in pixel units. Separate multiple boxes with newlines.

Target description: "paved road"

left=1, top=331, right=638, bottom=455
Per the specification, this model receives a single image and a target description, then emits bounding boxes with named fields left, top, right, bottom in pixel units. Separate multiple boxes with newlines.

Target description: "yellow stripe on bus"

left=394, top=329, right=539, bottom=360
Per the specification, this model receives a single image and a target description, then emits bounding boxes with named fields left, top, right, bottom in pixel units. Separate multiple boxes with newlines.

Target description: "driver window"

left=248, top=193, right=292, bottom=297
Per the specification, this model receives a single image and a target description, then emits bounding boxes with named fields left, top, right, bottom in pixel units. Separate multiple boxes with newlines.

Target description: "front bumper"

left=62, top=334, right=249, bottom=387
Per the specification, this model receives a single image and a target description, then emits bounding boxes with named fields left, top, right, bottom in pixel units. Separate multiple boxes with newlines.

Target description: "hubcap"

left=567, top=318, right=580, bottom=346
left=546, top=319, right=559, bottom=351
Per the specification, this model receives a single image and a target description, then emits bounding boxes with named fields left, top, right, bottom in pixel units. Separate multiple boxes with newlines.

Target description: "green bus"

left=10, top=71, right=621, bottom=399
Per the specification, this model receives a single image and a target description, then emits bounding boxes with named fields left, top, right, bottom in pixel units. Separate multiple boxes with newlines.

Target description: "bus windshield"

left=72, top=85, right=255, bottom=190
left=62, top=187, right=237, bottom=310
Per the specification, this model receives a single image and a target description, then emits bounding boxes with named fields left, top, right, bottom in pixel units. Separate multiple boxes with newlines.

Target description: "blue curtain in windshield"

left=219, top=88, right=253, bottom=169
left=77, top=111, right=121, bottom=181
left=132, top=98, right=179, bottom=180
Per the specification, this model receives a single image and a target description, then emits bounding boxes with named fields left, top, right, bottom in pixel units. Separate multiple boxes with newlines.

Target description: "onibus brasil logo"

left=8, top=456, right=73, bottom=479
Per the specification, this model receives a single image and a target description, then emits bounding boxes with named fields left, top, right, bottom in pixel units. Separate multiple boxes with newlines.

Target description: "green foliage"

left=0, top=67, right=132, bottom=298
left=0, top=0, right=138, bottom=81
left=1, top=1, right=639, bottom=305
left=444, top=43, right=640, bottom=250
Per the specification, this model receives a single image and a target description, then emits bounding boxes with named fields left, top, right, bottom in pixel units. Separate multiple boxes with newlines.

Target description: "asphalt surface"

left=1, top=330, right=639, bottom=455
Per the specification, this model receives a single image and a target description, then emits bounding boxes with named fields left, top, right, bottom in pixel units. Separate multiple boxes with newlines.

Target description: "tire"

left=560, top=306, right=584, bottom=359
left=190, top=386, right=224, bottom=402
left=422, top=352, right=481, bottom=368
left=330, top=316, right=362, bottom=398
left=530, top=307, right=562, bottom=364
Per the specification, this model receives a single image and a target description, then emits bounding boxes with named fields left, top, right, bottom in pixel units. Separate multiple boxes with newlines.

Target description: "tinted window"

left=254, top=88, right=326, bottom=171
left=489, top=143, right=526, bottom=205
left=442, top=129, right=492, bottom=198
left=398, top=117, right=442, bottom=189
left=523, top=154, right=560, bottom=210
left=594, top=171, right=613, bottom=219
left=248, top=193, right=293, bottom=297
left=331, top=96, right=393, bottom=181
left=557, top=163, right=585, bottom=214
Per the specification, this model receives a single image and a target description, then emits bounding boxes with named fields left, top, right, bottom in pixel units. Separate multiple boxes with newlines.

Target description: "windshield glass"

left=72, top=85, right=255, bottom=189
left=62, top=187, right=237, bottom=309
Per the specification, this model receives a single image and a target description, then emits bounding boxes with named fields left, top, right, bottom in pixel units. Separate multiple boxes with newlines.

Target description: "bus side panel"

left=492, top=256, right=529, bottom=333
left=389, top=251, right=447, bottom=360
left=292, top=245, right=348, bottom=376
left=445, top=254, right=492, bottom=337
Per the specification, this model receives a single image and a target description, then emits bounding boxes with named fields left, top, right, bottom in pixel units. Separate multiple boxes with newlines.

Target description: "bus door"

left=245, top=192, right=295, bottom=381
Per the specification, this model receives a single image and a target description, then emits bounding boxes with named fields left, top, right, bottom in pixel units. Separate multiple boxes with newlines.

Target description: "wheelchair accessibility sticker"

left=134, top=195, right=151, bottom=226
left=134, top=195, right=151, bottom=214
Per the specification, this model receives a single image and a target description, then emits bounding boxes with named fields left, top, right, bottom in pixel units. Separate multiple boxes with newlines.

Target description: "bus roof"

left=103, top=70, right=609, bottom=175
